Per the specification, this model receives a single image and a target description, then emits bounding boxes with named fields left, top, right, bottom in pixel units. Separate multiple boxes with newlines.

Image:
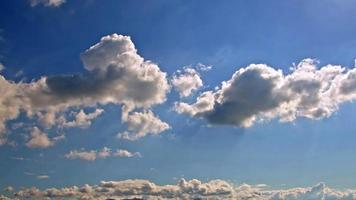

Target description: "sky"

left=1, top=0, right=356, bottom=199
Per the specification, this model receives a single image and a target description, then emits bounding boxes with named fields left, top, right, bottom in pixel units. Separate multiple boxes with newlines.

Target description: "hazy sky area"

left=1, top=0, right=356, bottom=199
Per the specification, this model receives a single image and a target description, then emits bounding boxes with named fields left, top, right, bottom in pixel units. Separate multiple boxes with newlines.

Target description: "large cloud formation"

left=0, top=34, right=170, bottom=145
left=3, top=179, right=356, bottom=200
left=176, top=59, right=356, bottom=127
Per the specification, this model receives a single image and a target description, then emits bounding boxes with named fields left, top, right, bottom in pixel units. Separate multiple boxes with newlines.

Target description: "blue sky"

left=1, top=0, right=356, bottom=198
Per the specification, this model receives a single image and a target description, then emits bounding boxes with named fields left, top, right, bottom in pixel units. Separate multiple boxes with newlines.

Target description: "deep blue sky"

left=1, top=0, right=356, bottom=191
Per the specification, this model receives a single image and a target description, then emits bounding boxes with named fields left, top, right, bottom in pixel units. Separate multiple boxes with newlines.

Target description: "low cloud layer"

left=0, top=34, right=170, bottom=145
left=176, top=59, right=356, bottom=127
left=64, top=147, right=141, bottom=161
left=3, top=179, right=356, bottom=200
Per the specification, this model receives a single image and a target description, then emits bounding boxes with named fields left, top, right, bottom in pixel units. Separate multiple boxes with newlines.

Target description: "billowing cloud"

left=65, top=147, right=140, bottom=161
left=0, top=34, right=170, bottom=145
left=172, top=67, right=203, bottom=97
left=118, top=110, right=171, bottom=140
left=25, top=127, right=53, bottom=148
left=176, top=59, right=356, bottom=127
left=59, top=109, right=104, bottom=128
left=30, top=0, right=66, bottom=7
left=5, top=179, right=356, bottom=200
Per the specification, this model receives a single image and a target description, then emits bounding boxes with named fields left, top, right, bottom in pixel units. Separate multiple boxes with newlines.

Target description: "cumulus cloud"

left=65, top=147, right=140, bottom=161
left=64, top=149, right=97, bottom=161
left=176, top=59, right=356, bottom=127
left=59, top=109, right=104, bottom=128
left=172, top=67, right=203, bottom=97
left=0, top=63, right=5, bottom=72
left=118, top=110, right=171, bottom=140
left=0, top=34, right=170, bottom=145
left=30, top=0, right=66, bottom=7
left=3, top=186, right=13, bottom=193
left=114, top=149, right=141, bottom=158
left=25, top=127, right=53, bottom=148
left=5, top=179, right=356, bottom=200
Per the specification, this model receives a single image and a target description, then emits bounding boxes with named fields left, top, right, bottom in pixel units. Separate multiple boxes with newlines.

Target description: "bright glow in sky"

left=1, top=0, right=356, bottom=199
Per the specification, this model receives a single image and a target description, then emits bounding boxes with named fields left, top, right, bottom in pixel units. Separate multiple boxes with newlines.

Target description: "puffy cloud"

left=114, top=149, right=141, bottom=158
left=0, top=76, right=22, bottom=145
left=64, top=149, right=97, bottom=161
left=0, top=34, right=170, bottom=145
left=30, top=0, right=66, bottom=7
left=172, top=67, right=203, bottom=97
left=59, top=109, right=104, bottom=128
left=97, top=146, right=111, bottom=159
left=176, top=59, right=356, bottom=127
left=0, top=63, right=4, bottom=72
left=25, top=127, right=53, bottom=148
left=65, top=147, right=140, bottom=161
left=3, top=186, right=13, bottom=193
left=7, top=179, right=356, bottom=200
left=0, top=195, right=11, bottom=200
left=118, top=110, right=171, bottom=140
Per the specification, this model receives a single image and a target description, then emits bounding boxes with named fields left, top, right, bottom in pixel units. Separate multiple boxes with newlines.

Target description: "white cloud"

left=0, top=63, right=5, bottom=72
left=196, top=63, right=213, bottom=71
left=3, top=186, right=13, bottom=193
left=64, top=149, right=97, bottom=161
left=25, top=127, right=53, bottom=148
left=172, top=67, right=203, bottom=97
left=9, top=179, right=356, bottom=200
left=59, top=109, right=104, bottom=128
left=114, top=149, right=141, bottom=158
left=52, top=134, right=65, bottom=142
left=118, top=110, right=170, bottom=140
left=0, top=34, right=170, bottom=145
left=175, top=59, right=356, bottom=127
left=30, top=0, right=66, bottom=7
left=97, top=147, right=111, bottom=159
left=65, top=147, right=140, bottom=161
left=36, top=175, right=49, bottom=180
left=0, top=195, right=11, bottom=200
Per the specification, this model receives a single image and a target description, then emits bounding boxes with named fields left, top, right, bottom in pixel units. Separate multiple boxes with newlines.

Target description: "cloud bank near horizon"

left=2, top=178, right=355, bottom=200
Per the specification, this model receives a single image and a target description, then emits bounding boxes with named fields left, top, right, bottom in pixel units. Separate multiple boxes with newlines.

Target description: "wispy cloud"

left=65, top=147, right=141, bottom=161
